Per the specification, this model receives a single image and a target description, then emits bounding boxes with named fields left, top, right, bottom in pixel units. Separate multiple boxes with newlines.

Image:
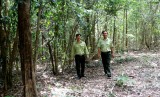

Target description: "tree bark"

left=0, top=0, right=2, bottom=70
left=113, top=16, right=116, bottom=50
left=0, top=0, right=8, bottom=91
left=18, top=0, right=37, bottom=97
left=91, top=14, right=96, bottom=53
left=125, top=9, right=128, bottom=51
left=8, top=30, right=19, bottom=88
left=54, top=24, right=59, bottom=74
left=33, top=2, right=42, bottom=71
left=68, top=22, right=79, bottom=65
left=42, top=34, right=56, bottom=75
left=122, top=9, right=125, bottom=51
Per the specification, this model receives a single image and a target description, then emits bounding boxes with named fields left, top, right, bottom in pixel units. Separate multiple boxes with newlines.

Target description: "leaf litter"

left=5, top=51, right=160, bottom=97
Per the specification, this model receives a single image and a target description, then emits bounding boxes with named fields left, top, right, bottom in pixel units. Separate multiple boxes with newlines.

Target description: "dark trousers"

left=75, top=55, right=85, bottom=77
left=101, top=51, right=111, bottom=75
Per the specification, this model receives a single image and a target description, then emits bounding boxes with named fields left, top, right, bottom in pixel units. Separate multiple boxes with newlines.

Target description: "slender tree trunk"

left=8, top=30, right=19, bottom=87
left=122, top=9, right=125, bottom=51
left=41, top=34, right=44, bottom=64
left=85, top=0, right=91, bottom=46
left=125, top=9, right=128, bottom=51
left=0, top=0, right=8, bottom=91
left=85, top=15, right=90, bottom=46
left=61, top=0, right=67, bottom=72
left=92, top=14, right=96, bottom=53
left=48, top=42, right=56, bottom=75
left=140, top=22, right=145, bottom=49
left=18, top=0, right=37, bottom=97
left=54, top=24, right=59, bottom=74
left=33, top=2, right=42, bottom=71
left=104, top=16, right=108, bottom=31
left=0, top=30, right=7, bottom=90
left=0, top=0, right=2, bottom=71
left=68, top=22, right=78, bottom=65
left=4, top=0, right=13, bottom=90
left=53, top=40, right=58, bottom=74
left=113, top=16, right=116, bottom=50
left=42, top=34, right=56, bottom=75
left=150, top=2, right=159, bottom=48
left=135, top=21, right=138, bottom=50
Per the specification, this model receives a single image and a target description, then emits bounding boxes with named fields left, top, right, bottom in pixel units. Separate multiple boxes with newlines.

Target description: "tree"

left=0, top=0, right=8, bottom=91
left=18, top=0, right=37, bottom=96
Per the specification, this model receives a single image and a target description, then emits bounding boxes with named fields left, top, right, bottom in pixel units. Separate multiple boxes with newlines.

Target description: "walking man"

left=98, top=31, right=114, bottom=78
left=72, top=34, right=89, bottom=79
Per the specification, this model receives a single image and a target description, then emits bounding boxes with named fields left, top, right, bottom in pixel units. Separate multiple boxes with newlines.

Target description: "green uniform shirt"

left=71, top=40, right=89, bottom=58
left=98, top=38, right=113, bottom=52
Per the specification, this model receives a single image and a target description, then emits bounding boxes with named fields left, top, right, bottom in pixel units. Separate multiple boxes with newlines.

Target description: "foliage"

left=115, top=74, right=132, bottom=87
left=0, top=0, right=160, bottom=95
left=104, top=0, right=125, bottom=16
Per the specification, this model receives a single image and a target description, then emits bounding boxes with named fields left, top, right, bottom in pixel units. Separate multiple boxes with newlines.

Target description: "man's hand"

left=111, top=53, right=114, bottom=58
left=98, top=54, right=101, bottom=59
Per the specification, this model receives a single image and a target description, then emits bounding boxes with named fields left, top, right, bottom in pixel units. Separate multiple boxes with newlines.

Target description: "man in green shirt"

left=72, top=34, right=89, bottom=79
left=98, top=31, right=114, bottom=78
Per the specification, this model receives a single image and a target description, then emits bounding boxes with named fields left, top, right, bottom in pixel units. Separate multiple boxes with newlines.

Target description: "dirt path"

left=36, top=51, right=160, bottom=97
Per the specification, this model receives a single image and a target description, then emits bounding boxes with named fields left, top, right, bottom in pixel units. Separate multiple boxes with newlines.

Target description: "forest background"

left=0, top=0, right=160, bottom=97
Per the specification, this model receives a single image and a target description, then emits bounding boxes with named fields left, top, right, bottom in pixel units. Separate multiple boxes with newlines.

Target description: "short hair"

left=102, top=31, right=106, bottom=34
left=76, top=34, right=81, bottom=37
left=102, top=31, right=108, bottom=34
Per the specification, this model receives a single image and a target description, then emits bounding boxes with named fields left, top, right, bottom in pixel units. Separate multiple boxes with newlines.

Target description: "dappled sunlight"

left=42, top=73, right=49, bottom=79
left=40, top=86, right=72, bottom=97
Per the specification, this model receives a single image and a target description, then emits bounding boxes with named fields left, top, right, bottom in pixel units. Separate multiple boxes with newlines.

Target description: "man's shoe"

left=76, top=76, right=81, bottom=79
left=105, top=73, right=111, bottom=78
left=107, top=74, right=111, bottom=78
left=107, top=74, right=111, bottom=77
left=81, top=75, right=85, bottom=77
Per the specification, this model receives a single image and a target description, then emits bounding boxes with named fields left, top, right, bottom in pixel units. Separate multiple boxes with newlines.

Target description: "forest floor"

left=5, top=50, right=160, bottom=97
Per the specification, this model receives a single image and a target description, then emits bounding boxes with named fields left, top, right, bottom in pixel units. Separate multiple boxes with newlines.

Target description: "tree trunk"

left=54, top=24, right=59, bottom=74
left=8, top=30, right=19, bottom=88
left=4, top=0, right=13, bottom=90
left=125, top=9, right=128, bottom=51
left=85, top=0, right=91, bottom=46
left=122, top=9, right=125, bottom=51
left=18, top=0, right=37, bottom=97
left=91, top=14, right=96, bottom=53
left=0, top=0, right=2, bottom=72
left=113, top=16, right=116, bottom=50
left=85, top=15, right=90, bottom=46
left=33, top=3, right=42, bottom=71
left=0, top=0, right=8, bottom=90
left=140, top=22, right=145, bottom=49
left=41, top=34, right=44, bottom=64
left=150, top=2, right=159, bottom=49
left=68, top=22, right=78, bottom=65
left=61, top=0, right=67, bottom=72
left=48, top=41, right=56, bottom=75
left=135, top=20, right=138, bottom=50
left=42, top=34, right=56, bottom=75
